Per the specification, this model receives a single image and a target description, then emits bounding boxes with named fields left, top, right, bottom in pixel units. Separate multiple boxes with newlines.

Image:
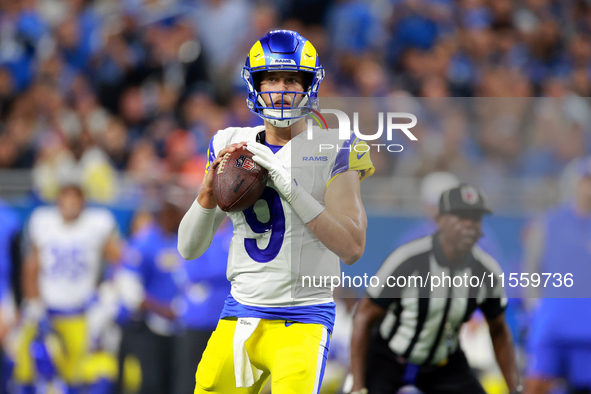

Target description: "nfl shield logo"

left=235, top=155, right=256, bottom=172
left=460, top=186, right=479, bottom=205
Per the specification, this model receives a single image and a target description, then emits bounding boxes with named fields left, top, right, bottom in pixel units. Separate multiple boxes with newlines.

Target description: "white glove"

left=246, top=142, right=324, bottom=223
left=342, top=374, right=368, bottom=394
left=86, top=281, right=120, bottom=350
left=246, top=142, right=294, bottom=202
left=22, top=299, right=46, bottom=323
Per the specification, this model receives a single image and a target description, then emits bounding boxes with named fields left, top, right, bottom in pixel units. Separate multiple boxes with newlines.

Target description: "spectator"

left=191, top=0, right=253, bottom=98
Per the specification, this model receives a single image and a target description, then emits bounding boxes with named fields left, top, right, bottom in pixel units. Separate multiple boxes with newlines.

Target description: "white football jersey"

left=28, top=206, right=116, bottom=311
left=206, top=126, right=374, bottom=307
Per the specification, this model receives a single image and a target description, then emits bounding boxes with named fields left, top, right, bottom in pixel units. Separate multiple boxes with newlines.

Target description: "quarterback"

left=178, top=30, right=374, bottom=393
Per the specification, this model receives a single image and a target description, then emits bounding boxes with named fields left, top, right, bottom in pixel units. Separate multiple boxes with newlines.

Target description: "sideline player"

left=15, top=183, right=121, bottom=393
left=348, top=185, right=521, bottom=394
left=178, top=30, right=374, bottom=393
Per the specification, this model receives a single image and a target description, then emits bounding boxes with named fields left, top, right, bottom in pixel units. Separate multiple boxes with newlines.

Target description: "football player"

left=178, top=30, right=374, bottom=394
left=14, top=184, right=120, bottom=394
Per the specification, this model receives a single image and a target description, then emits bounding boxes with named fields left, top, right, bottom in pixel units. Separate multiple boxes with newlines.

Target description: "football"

left=212, top=147, right=269, bottom=212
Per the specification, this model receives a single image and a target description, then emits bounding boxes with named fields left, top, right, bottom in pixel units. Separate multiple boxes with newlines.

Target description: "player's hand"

left=22, top=299, right=46, bottom=324
left=348, top=382, right=368, bottom=394
left=246, top=142, right=295, bottom=202
left=141, top=297, right=176, bottom=321
left=198, top=142, right=247, bottom=209
left=344, top=373, right=368, bottom=394
left=247, top=141, right=325, bottom=223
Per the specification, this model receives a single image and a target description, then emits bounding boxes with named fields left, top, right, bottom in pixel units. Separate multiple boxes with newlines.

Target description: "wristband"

left=288, top=184, right=325, bottom=224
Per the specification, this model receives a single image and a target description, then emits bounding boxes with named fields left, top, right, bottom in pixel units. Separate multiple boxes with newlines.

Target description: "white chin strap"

left=263, top=116, right=297, bottom=127
left=257, top=94, right=310, bottom=128
left=261, top=108, right=304, bottom=127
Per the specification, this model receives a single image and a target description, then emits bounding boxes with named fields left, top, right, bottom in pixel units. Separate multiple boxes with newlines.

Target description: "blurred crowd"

left=0, top=0, right=590, bottom=205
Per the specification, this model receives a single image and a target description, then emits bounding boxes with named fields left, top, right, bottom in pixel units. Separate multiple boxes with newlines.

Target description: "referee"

left=349, top=185, right=521, bottom=394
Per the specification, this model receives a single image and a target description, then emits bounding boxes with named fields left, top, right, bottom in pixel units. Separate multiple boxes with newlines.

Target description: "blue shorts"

left=527, top=301, right=591, bottom=387
left=528, top=340, right=591, bottom=387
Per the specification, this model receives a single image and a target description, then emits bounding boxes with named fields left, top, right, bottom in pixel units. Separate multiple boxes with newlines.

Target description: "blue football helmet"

left=242, top=30, right=325, bottom=127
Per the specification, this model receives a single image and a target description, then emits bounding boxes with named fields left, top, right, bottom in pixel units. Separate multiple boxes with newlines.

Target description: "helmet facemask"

left=243, top=68, right=324, bottom=127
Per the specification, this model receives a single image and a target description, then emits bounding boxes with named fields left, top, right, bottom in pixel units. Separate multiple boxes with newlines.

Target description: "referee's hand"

left=343, top=373, right=367, bottom=394
left=510, top=384, right=523, bottom=394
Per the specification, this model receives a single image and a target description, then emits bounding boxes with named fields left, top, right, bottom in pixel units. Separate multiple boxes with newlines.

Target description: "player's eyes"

left=262, top=77, right=301, bottom=86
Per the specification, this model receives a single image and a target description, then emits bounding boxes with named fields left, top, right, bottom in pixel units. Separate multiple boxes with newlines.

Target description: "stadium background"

left=0, top=0, right=590, bottom=393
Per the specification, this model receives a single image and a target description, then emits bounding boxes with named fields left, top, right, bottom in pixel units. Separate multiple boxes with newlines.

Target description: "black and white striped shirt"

left=366, top=233, right=507, bottom=366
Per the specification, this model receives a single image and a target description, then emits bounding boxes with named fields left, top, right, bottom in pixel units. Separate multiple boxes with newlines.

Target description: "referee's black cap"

left=439, top=184, right=492, bottom=215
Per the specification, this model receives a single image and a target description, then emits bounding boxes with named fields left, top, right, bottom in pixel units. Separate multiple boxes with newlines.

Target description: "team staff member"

left=524, top=156, right=591, bottom=394
left=349, top=185, right=521, bottom=394
left=178, top=30, right=374, bottom=394
left=116, top=189, right=187, bottom=394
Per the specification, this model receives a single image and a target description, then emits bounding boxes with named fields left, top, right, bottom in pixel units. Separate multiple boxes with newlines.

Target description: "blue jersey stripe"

left=315, top=329, right=330, bottom=394
left=330, top=135, right=355, bottom=179
left=207, top=137, right=216, bottom=168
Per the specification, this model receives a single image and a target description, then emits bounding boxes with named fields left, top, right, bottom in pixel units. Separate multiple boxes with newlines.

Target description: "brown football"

left=212, top=147, right=269, bottom=212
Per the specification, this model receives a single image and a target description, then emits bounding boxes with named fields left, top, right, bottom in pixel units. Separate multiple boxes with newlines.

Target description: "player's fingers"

left=227, top=142, right=247, bottom=151
left=207, top=156, right=222, bottom=172
left=219, top=142, right=247, bottom=157
left=245, top=144, right=259, bottom=156
left=246, top=141, right=267, bottom=151
left=216, top=148, right=230, bottom=158
left=204, top=155, right=226, bottom=187
left=251, top=155, right=272, bottom=171
left=246, top=142, right=271, bottom=157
